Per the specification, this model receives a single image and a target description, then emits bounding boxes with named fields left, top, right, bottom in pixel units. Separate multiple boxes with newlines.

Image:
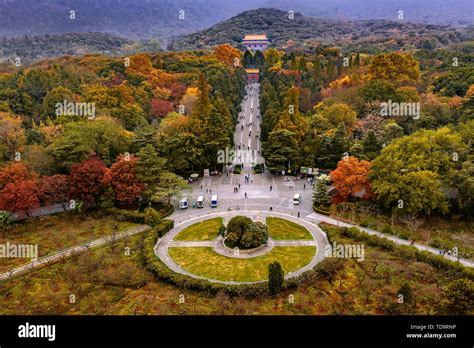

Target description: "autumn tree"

left=213, top=44, right=241, bottom=68
left=68, top=155, right=111, bottom=208
left=0, top=163, right=40, bottom=215
left=368, top=52, right=421, bottom=82
left=108, top=154, right=144, bottom=204
left=37, top=174, right=69, bottom=206
left=0, top=112, right=25, bottom=161
left=319, top=103, right=357, bottom=130
left=330, top=156, right=373, bottom=202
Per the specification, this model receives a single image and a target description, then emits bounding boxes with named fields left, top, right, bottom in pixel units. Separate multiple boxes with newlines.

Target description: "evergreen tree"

left=136, top=144, right=167, bottom=202
left=362, top=130, right=382, bottom=160
left=268, top=261, right=284, bottom=295
left=263, top=129, right=299, bottom=173
left=313, top=179, right=331, bottom=208
left=242, top=50, right=254, bottom=67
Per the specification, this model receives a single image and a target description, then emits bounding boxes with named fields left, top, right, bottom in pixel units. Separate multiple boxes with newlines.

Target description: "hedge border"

left=320, top=222, right=474, bottom=281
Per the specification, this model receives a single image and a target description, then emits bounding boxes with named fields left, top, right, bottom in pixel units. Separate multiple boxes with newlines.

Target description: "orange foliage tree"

left=329, top=156, right=373, bottom=202
left=213, top=44, right=241, bottom=68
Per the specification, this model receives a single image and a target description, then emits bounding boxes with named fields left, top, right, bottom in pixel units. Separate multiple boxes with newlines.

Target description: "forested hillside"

left=169, top=8, right=473, bottom=52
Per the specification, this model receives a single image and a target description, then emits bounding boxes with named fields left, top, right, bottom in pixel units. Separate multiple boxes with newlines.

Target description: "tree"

left=213, top=44, right=241, bottom=68
left=0, top=112, right=25, bottom=161
left=135, top=145, right=166, bottom=202
left=68, top=155, right=111, bottom=208
left=397, top=282, right=414, bottom=304
left=48, top=118, right=129, bottom=170
left=108, top=154, right=144, bottom=204
left=318, top=123, right=350, bottom=169
left=319, top=103, right=357, bottom=130
left=370, top=127, right=466, bottom=215
left=190, top=74, right=211, bottom=135
left=225, top=216, right=268, bottom=249
left=362, top=130, right=382, bottom=160
left=368, top=52, right=421, bottom=82
left=330, top=156, right=373, bottom=202
left=149, top=99, right=174, bottom=119
left=0, top=163, right=40, bottom=215
left=111, top=103, right=147, bottom=131
left=135, top=144, right=186, bottom=204
left=240, top=222, right=268, bottom=249
left=37, top=174, right=69, bottom=206
left=439, top=279, right=473, bottom=315
left=268, top=261, right=284, bottom=295
left=263, top=129, right=299, bottom=173
left=313, top=179, right=331, bottom=208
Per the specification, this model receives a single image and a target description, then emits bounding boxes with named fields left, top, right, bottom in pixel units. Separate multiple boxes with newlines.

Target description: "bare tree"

left=400, top=214, right=425, bottom=233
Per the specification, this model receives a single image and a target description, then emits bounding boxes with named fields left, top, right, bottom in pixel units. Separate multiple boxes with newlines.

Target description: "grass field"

left=0, top=213, right=137, bottom=273
left=266, top=217, right=313, bottom=240
left=168, top=246, right=316, bottom=282
left=173, top=218, right=223, bottom=241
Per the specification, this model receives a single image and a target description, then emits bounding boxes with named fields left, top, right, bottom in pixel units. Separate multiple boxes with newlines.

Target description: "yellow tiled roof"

left=243, top=34, right=268, bottom=41
left=245, top=69, right=259, bottom=74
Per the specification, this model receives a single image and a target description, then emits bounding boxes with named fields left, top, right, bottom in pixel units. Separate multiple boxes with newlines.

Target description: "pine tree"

left=362, top=130, right=382, bottom=160
left=136, top=144, right=167, bottom=201
left=313, top=179, right=331, bottom=208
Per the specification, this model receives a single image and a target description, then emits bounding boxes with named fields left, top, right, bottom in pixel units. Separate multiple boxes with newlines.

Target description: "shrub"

left=152, top=219, right=174, bottom=238
left=144, top=207, right=162, bottom=227
left=0, top=210, right=11, bottom=230
left=381, top=224, right=394, bottom=235
left=106, top=207, right=146, bottom=224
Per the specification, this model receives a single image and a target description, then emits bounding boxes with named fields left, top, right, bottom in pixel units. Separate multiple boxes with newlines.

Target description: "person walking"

left=245, top=192, right=247, bottom=199
left=270, top=185, right=272, bottom=192
left=297, top=211, right=301, bottom=218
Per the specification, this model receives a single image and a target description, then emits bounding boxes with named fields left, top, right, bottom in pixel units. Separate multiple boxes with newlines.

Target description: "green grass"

left=266, top=217, right=313, bottom=240
left=168, top=246, right=316, bottom=282
left=173, top=218, right=223, bottom=241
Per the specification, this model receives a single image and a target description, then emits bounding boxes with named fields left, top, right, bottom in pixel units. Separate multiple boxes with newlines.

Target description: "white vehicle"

left=196, top=195, right=204, bottom=209
left=293, top=193, right=301, bottom=205
left=179, top=197, right=189, bottom=209
left=210, top=195, right=218, bottom=208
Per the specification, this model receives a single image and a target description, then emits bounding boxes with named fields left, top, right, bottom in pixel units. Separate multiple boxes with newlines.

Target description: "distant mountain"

left=0, top=0, right=472, bottom=45
left=0, top=32, right=145, bottom=64
left=169, top=8, right=473, bottom=52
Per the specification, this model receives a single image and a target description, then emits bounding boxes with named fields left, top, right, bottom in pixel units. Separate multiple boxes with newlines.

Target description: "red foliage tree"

left=108, top=154, right=144, bottom=204
left=169, top=83, right=187, bottom=101
left=0, top=162, right=40, bottom=214
left=69, top=155, right=111, bottom=208
left=329, top=156, right=373, bottom=203
left=150, top=98, right=173, bottom=118
left=38, top=174, right=69, bottom=206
